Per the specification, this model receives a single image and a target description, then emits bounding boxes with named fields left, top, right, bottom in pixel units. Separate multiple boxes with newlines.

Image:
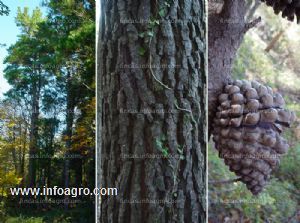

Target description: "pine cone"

left=260, top=0, right=300, bottom=23
left=212, top=80, right=296, bottom=195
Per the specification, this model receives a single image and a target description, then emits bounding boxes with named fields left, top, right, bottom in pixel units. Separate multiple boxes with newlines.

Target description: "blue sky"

left=0, top=0, right=46, bottom=97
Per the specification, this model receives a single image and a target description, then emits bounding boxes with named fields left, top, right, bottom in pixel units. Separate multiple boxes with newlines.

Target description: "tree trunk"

left=46, top=121, right=55, bottom=187
left=73, top=156, right=83, bottom=186
left=64, top=70, right=75, bottom=209
left=11, top=130, right=18, bottom=174
left=208, top=0, right=260, bottom=135
left=21, top=126, right=27, bottom=179
left=28, top=76, right=40, bottom=187
left=99, top=0, right=206, bottom=222
left=17, top=123, right=23, bottom=176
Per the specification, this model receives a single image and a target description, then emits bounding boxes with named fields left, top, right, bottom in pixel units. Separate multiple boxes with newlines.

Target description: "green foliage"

left=138, top=47, right=146, bottom=56
left=155, top=135, right=169, bottom=157
left=16, top=7, right=44, bottom=36
left=276, top=143, right=300, bottom=190
left=5, top=216, right=43, bottom=223
left=232, top=35, right=278, bottom=86
left=0, top=1, right=9, bottom=16
left=158, top=0, right=172, bottom=17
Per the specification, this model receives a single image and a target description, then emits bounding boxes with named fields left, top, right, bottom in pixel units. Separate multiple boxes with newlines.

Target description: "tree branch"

left=265, top=30, right=284, bottom=52
left=244, top=16, right=261, bottom=33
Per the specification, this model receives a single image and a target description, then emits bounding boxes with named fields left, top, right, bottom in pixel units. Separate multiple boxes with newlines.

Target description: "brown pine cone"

left=212, top=80, right=296, bottom=195
left=260, top=0, right=300, bottom=23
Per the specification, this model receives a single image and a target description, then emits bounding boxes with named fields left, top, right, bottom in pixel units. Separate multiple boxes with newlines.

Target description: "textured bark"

left=208, top=0, right=259, bottom=135
left=98, top=0, right=206, bottom=222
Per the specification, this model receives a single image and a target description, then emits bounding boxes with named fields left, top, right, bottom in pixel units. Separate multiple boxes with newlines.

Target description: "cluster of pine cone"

left=260, top=0, right=300, bottom=22
left=212, top=80, right=295, bottom=195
